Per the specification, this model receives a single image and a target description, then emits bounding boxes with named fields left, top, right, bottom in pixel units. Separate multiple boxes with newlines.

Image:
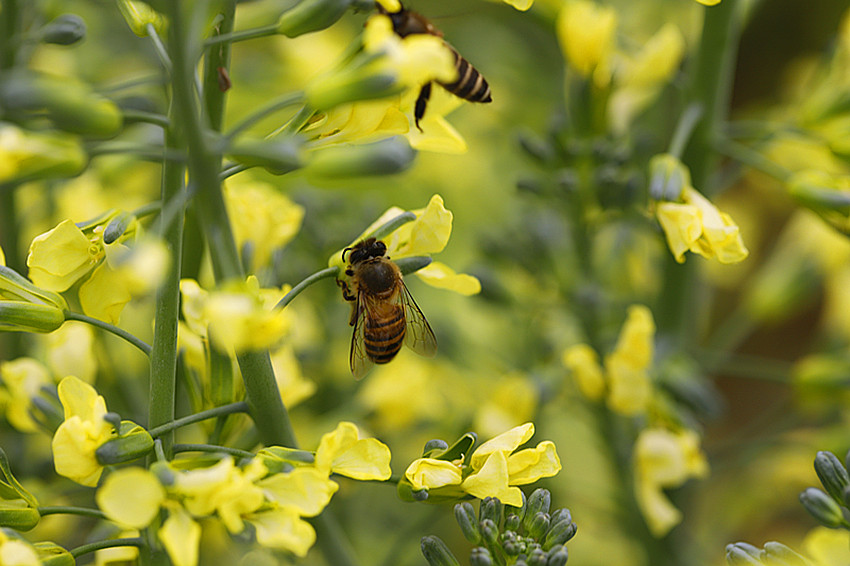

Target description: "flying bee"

left=375, top=2, right=492, bottom=130
left=338, top=237, right=437, bottom=378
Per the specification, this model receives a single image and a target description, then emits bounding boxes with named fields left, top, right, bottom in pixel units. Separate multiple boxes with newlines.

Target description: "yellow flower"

left=803, top=526, right=850, bottom=566
left=656, top=186, right=749, bottom=264
left=304, top=98, right=410, bottom=147
left=562, top=343, right=605, bottom=401
left=247, top=507, right=316, bottom=558
left=0, top=358, right=52, bottom=433
left=257, top=467, right=339, bottom=516
left=27, top=219, right=100, bottom=292
left=0, top=531, right=40, bottom=566
left=96, top=467, right=165, bottom=528
left=52, top=376, right=115, bottom=486
left=633, top=428, right=708, bottom=537
left=115, top=0, right=167, bottom=37
left=695, top=0, right=721, bottom=5
left=42, top=322, right=97, bottom=384
left=414, top=262, right=481, bottom=295
left=224, top=178, right=305, bottom=273
left=556, top=0, right=617, bottom=87
left=0, top=123, right=86, bottom=184
left=605, top=305, right=655, bottom=416
left=473, top=373, right=538, bottom=438
left=314, top=421, right=392, bottom=481
left=158, top=508, right=201, bottom=566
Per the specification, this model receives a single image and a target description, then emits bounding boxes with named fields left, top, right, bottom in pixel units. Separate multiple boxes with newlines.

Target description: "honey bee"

left=376, top=2, right=492, bottom=130
left=339, top=237, right=437, bottom=378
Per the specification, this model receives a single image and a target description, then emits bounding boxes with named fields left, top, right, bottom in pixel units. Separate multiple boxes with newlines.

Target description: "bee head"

left=343, top=237, right=388, bottom=265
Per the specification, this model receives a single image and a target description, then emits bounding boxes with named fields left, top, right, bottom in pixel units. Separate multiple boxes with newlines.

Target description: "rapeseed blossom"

left=0, top=358, right=52, bottom=433
left=0, top=247, right=67, bottom=334
left=556, top=0, right=617, bottom=88
left=402, top=423, right=561, bottom=506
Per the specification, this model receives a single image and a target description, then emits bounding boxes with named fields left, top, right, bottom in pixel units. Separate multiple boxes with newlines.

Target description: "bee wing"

left=349, top=293, right=375, bottom=379
left=399, top=280, right=437, bottom=357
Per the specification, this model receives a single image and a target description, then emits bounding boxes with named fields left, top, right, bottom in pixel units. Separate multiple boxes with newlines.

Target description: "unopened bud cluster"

left=421, top=489, right=577, bottom=566
left=725, top=541, right=808, bottom=566
left=798, top=450, right=850, bottom=529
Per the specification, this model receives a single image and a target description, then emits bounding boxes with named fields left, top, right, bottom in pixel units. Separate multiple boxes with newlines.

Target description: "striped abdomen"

left=364, top=303, right=406, bottom=364
left=438, top=48, right=492, bottom=104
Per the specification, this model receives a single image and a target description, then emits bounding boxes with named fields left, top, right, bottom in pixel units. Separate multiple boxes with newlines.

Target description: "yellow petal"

left=27, top=219, right=97, bottom=292
left=315, top=422, right=392, bottom=480
left=258, top=467, right=339, bottom=517
left=506, top=441, right=562, bottom=485
left=57, top=375, right=107, bottom=422
left=556, top=0, right=617, bottom=86
left=404, top=458, right=462, bottom=490
left=461, top=451, right=523, bottom=506
left=249, top=507, right=316, bottom=557
left=469, top=423, right=534, bottom=471
left=415, top=262, right=481, bottom=295
left=0, top=539, right=40, bottom=566
left=97, top=468, right=165, bottom=528
left=393, top=194, right=453, bottom=258
left=52, top=416, right=107, bottom=486
left=562, top=344, right=606, bottom=401
left=604, top=352, right=652, bottom=416
left=634, top=478, right=681, bottom=537
left=158, top=510, right=201, bottom=566
left=656, top=202, right=702, bottom=263
left=78, top=262, right=133, bottom=324
left=611, top=305, right=655, bottom=370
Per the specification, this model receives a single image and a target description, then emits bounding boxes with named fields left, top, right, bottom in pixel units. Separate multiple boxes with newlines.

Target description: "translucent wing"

left=400, top=280, right=437, bottom=357
left=349, top=294, right=374, bottom=379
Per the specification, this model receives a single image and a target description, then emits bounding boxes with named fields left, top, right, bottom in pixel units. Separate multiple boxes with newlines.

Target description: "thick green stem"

left=148, top=101, right=186, bottom=458
left=656, top=0, right=742, bottom=346
left=203, top=4, right=237, bottom=131
left=235, top=351, right=297, bottom=447
left=64, top=311, right=152, bottom=355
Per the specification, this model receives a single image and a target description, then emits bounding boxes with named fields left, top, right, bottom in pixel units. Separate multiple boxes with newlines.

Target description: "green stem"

left=173, top=443, right=256, bottom=459
left=220, top=163, right=249, bottom=180
left=123, top=109, right=170, bottom=128
left=271, top=104, right=317, bottom=138
left=148, top=100, right=186, bottom=458
left=0, top=0, right=19, bottom=68
left=276, top=267, right=339, bottom=310
left=235, top=351, right=297, bottom=447
left=85, top=142, right=183, bottom=163
left=715, top=138, right=792, bottom=182
left=226, top=92, right=304, bottom=140
left=668, top=103, right=704, bottom=159
left=204, top=23, right=279, bottom=47
left=38, top=506, right=108, bottom=520
left=71, top=538, right=144, bottom=559
left=145, top=23, right=172, bottom=73
left=148, top=401, right=249, bottom=438
left=64, top=311, right=152, bottom=355
left=203, top=4, right=237, bottom=132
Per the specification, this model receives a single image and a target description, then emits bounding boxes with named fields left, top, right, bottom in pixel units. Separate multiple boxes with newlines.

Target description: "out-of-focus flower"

left=0, top=358, right=52, bottom=433
left=656, top=186, right=749, bottom=264
left=634, top=428, right=708, bottom=537
left=96, top=467, right=165, bottom=528
left=473, top=373, right=538, bottom=438
left=695, top=0, right=721, bottom=5
left=0, top=530, right=41, bottom=566
left=27, top=215, right=168, bottom=324
left=490, top=0, right=533, bottom=10
left=786, top=169, right=850, bottom=235
left=115, top=0, right=167, bottom=37
left=51, top=376, right=115, bottom=486
left=180, top=277, right=292, bottom=354
left=605, top=304, right=654, bottom=416
left=0, top=123, right=86, bottom=184
left=803, top=526, right=850, bottom=566
left=224, top=178, right=305, bottom=273
left=402, top=423, right=561, bottom=506
left=41, top=322, right=97, bottom=384
left=330, top=194, right=481, bottom=295
left=562, top=304, right=655, bottom=415
left=556, top=0, right=617, bottom=87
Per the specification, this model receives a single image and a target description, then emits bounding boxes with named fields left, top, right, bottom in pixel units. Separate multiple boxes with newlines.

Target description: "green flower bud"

left=0, top=448, right=39, bottom=531
left=549, top=508, right=572, bottom=525
left=470, top=547, right=493, bottom=566
left=523, top=489, right=551, bottom=532
left=480, top=497, right=503, bottom=527
left=423, top=439, right=449, bottom=457
left=454, top=502, right=481, bottom=544
left=306, top=55, right=400, bottom=111
left=429, top=433, right=476, bottom=462
left=305, top=137, right=416, bottom=178
left=527, top=512, right=551, bottom=541
left=799, top=487, right=848, bottom=528
left=420, top=535, right=460, bottom=566
left=546, top=545, right=569, bottom=566
left=276, top=0, right=354, bottom=38
left=543, top=517, right=577, bottom=549
left=501, top=531, right=521, bottom=555
left=527, top=547, right=547, bottom=566
left=648, top=153, right=691, bottom=202
left=505, top=511, right=522, bottom=532
left=0, top=302, right=66, bottom=333
left=256, top=446, right=314, bottom=475
left=34, top=542, right=74, bottom=566
left=227, top=138, right=303, bottom=175
left=762, top=542, right=808, bottom=566
left=0, top=70, right=122, bottom=137
left=41, top=14, right=87, bottom=45
left=95, top=421, right=154, bottom=465
left=0, top=125, right=86, bottom=183
left=814, top=451, right=850, bottom=504
left=395, top=256, right=432, bottom=277
left=479, top=518, right=500, bottom=549
left=725, top=543, right=762, bottom=565
left=150, top=461, right=176, bottom=487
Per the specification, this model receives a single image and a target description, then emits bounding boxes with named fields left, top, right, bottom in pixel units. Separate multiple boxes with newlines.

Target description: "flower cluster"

left=95, top=422, right=390, bottom=563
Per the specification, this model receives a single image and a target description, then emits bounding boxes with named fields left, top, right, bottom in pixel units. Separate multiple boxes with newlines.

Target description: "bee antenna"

left=342, top=247, right=353, bottom=262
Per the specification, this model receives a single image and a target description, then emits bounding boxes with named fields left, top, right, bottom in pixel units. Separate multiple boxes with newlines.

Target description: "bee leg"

left=414, top=82, right=432, bottom=132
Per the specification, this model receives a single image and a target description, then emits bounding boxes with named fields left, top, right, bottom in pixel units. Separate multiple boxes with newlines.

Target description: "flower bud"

left=116, top=0, right=167, bottom=37
left=799, top=487, right=848, bottom=528
left=725, top=543, right=762, bottom=565
left=814, top=450, right=850, bottom=504
left=479, top=497, right=503, bottom=527
left=0, top=125, right=86, bottom=184
left=454, top=502, right=481, bottom=544
left=256, top=446, right=314, bottom=474
left=276, top=0, right=354, bottom=37
left=0, top=448, right=40, bottom=531
left=527, top=547, right=547, bottom=566
left=648, top=153, right=691, bottom=202
left=470, top=547, right=493, bottom=566
left=34, top=542, right=74, bottom=566
left=762, top=542, right=808, bottom=566
left=479, top=518, right=500, bottom=548
left=549, top=508, right=572, bottom=525
left=0, top=302, right=66, bottom=333
left=543, top=517, right=577, bottom=549
left=395, top=256, right=432, bottom=276
left=423, top=439, right=449, bottom=456
left=305, top=137, right=416, bottom=178
left=523, top=489, right=551, bottom=531
left=41, top=14, right=87, bottom=45
left=504, top=510, right=522, bottom=532
left=546, top=545, right=569, bottom=566
left=95, top=422, right=154, bottom=465
left=227, top=138, right=303, bottom=175
left=527, top=512, right=551, bottom=541
left=306, top=56, right=400, bottom=111
left=420, top=535, right=461, bottom=566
